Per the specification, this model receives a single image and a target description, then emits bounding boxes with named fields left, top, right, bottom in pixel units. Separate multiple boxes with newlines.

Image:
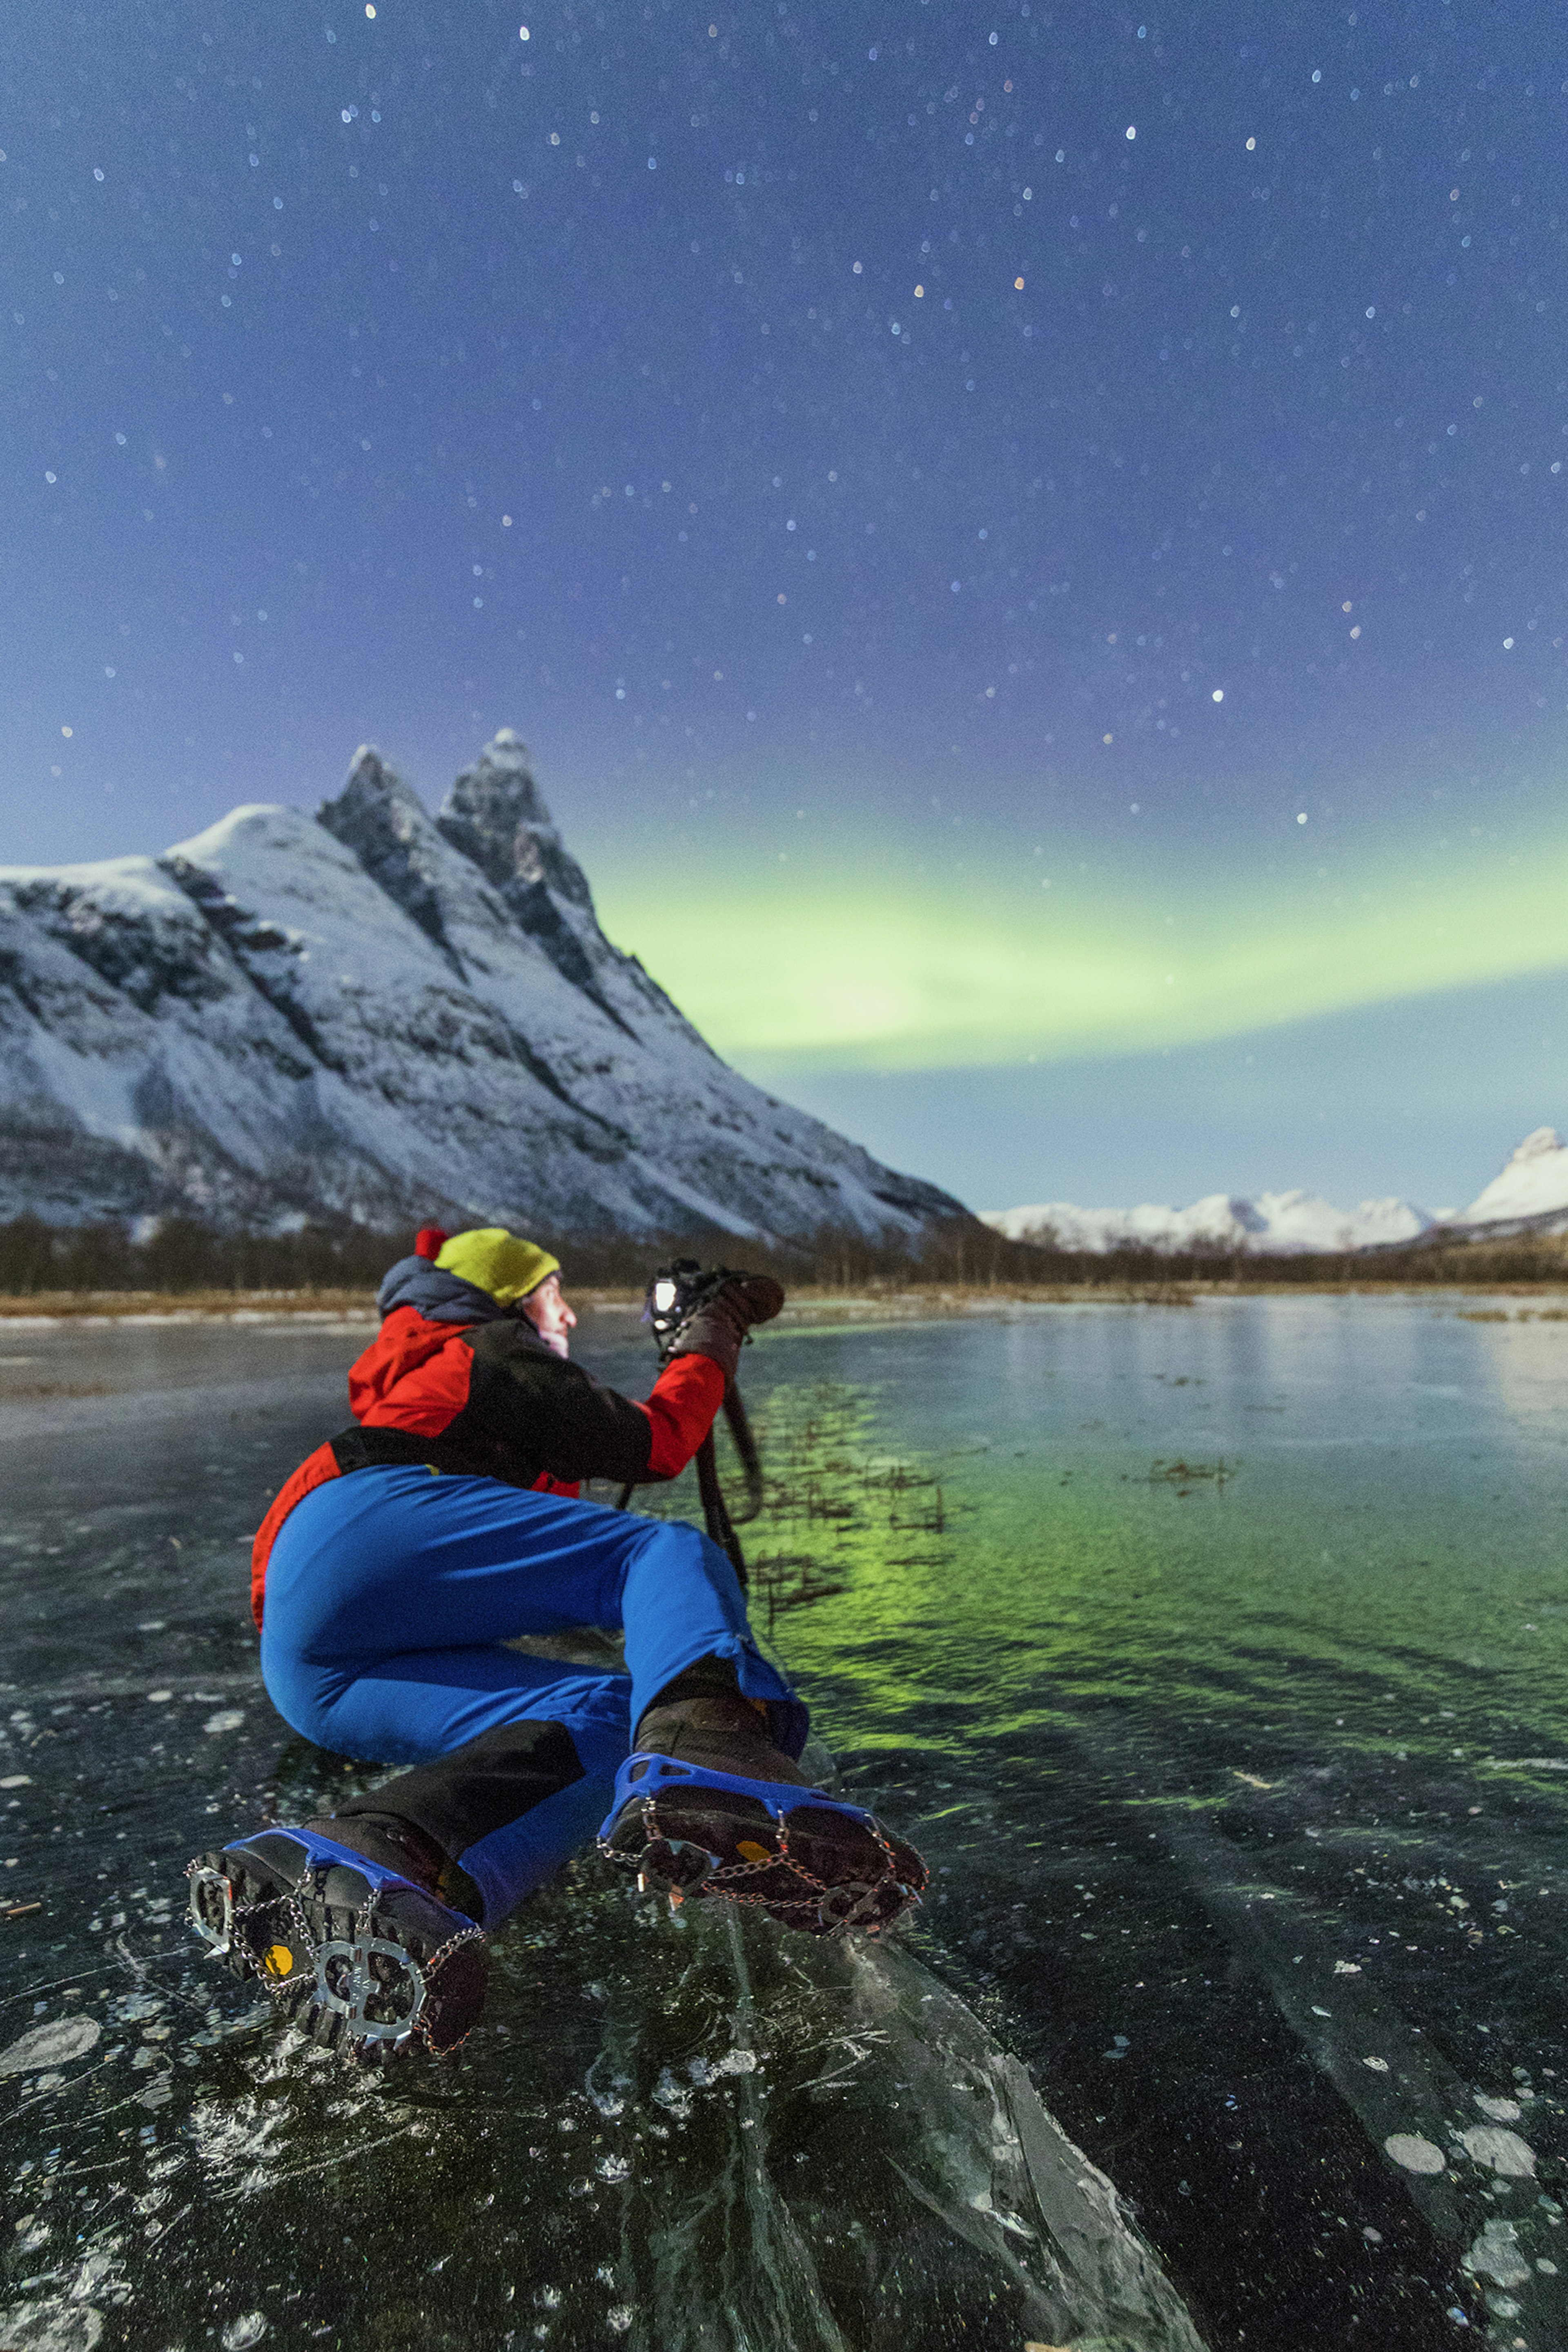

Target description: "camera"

left=645, top=1258, right=748, bottom=1359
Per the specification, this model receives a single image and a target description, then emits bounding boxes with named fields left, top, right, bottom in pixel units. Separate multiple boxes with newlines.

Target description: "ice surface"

left=12, top=1300, right=1568, bottom=2345
left=0, top=2303, right=105, bottom=2350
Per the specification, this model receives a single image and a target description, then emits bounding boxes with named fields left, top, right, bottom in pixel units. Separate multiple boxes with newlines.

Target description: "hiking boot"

left=298, top=1809, right=486, bottom=1925
left=599, top=1677, right=928, bottom=1937
left=185, top=1817, right=487, bottom=2063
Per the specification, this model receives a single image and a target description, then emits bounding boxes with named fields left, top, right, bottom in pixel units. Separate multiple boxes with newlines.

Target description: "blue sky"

left=3, top=0, right=1566, bottom=1211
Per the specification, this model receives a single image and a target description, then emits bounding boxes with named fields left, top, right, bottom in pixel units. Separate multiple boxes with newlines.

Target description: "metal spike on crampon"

left=598, top=1751, right=929, bottom=1938
left=185, top=1827, right=488, bottom=2062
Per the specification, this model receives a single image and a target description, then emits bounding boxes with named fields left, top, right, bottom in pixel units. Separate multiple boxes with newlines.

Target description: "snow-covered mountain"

left=1459, top=1127, right=1568, bottom=1228
left=0, top=732, right=967, bottom=1244
left=982, top=1191, right=1434, bottom=1255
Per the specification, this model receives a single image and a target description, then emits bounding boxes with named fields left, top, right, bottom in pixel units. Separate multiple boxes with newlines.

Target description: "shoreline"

left=1, top=1279, right=1566, bottom=1325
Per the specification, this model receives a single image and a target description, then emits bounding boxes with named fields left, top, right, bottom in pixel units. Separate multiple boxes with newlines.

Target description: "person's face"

left=522, top=1272, right=576, bottom=1352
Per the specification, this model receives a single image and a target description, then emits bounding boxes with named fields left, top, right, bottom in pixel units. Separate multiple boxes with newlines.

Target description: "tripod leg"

left=696, top=1430, right=747, bottom=1587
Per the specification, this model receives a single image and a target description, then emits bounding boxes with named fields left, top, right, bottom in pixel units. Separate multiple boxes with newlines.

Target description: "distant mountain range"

left=0, top=732, right=968, bottom=1245
left=983, top=1127, right=1568, bottom=1256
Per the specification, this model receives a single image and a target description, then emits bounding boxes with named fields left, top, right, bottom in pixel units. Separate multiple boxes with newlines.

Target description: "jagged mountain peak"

left=0, top=735, right=970, bottom=1244
left=343, top=741, right=421, bottom=804
left=317, top=742, right=476, bottom=968
left=320, top=742, right=438, bottom=851
left=1508, top=1125, right=1562, bottom=1163
left=437, top=729, right=594, bottom=914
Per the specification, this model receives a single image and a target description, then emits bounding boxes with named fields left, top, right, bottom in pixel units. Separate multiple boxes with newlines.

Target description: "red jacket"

left=250, top=1266, right=723, bottom=1627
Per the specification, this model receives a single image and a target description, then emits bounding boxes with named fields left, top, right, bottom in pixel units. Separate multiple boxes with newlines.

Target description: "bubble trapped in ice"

left=0, top=2015, right=102, bottom=2074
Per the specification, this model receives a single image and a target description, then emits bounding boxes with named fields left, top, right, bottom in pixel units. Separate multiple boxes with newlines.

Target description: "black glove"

left=668, top=1275, right=785, bottom=1381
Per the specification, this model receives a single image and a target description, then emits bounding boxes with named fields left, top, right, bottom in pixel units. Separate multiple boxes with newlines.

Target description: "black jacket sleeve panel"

left=454, top=1321, right=656, bottom=1487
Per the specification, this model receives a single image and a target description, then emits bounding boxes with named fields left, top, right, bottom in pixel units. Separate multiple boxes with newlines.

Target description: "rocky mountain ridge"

left=0, top=731, right=967, bottom=1244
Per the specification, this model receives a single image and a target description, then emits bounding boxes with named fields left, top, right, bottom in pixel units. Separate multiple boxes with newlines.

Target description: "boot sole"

left=599, top=1754, right=928, bottom=1937
left=186, top=1837, right=487, bottom=2064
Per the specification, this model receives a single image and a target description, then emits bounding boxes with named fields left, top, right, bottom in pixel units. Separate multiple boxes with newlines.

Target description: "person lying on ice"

left=187, top=1225, right=927, bottom=2061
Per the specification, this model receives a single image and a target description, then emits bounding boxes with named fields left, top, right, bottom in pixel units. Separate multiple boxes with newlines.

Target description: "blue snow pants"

left=258, top=1466, right=807, bottom=1925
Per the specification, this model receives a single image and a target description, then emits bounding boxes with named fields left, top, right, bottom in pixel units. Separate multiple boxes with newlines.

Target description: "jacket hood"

left=376, top=1256, right=516, bottom=1325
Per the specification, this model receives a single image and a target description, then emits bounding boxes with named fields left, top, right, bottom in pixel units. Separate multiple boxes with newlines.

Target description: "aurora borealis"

left=3, top=1, right=1565, bottom=1207
left=606, top=813, right=1568, bottom=1072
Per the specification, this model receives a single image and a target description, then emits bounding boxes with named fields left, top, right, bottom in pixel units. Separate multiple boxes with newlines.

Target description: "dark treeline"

left=0, top=1217, right=401, bottom=1295
left=0, top=1214, right=1563, bottom=1296
left=525, top=1225, right=1568, bottom=1291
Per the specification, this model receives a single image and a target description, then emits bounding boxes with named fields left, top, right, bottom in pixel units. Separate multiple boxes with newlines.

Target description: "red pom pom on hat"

left=414, top=1225, right=448, bottom=1261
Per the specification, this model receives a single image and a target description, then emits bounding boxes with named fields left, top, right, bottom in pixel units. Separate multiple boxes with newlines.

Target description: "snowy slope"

left=0, top=732, right=966, bottom=1243
left=1461, top=1128, right=1568, bottom=1225
left=983, top=1190, right=1434, bottom=1255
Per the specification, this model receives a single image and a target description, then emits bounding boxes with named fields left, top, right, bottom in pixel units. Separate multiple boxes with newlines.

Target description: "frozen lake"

left=3, top=1295, right=1567, bottom=2349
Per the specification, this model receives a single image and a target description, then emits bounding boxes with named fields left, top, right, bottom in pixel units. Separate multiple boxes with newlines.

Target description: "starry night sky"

left=4, top=0, right=1567, bottom=1212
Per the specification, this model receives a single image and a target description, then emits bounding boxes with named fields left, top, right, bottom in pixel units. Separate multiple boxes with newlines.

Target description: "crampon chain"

left=597, top=1794, right=922, bottom=1936
left=184, top=1854, right=485, bottom=2057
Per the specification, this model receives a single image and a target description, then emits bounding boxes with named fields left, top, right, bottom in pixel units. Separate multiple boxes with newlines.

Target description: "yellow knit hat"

left=434, top=1228, right=561, bottom=1305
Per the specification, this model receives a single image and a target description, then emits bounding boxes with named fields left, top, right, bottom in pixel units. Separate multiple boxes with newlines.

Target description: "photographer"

left=188, top=1226, right=925, bottom=2060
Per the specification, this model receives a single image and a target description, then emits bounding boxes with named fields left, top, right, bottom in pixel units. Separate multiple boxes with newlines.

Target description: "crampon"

left=185, top=1826, right=487, bottom=2063
left=597, top=1752, right=929, bottom=1936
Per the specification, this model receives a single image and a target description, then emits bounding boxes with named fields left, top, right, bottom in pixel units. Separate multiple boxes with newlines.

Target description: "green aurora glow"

left=595, top=827, right=1568, bottom=1073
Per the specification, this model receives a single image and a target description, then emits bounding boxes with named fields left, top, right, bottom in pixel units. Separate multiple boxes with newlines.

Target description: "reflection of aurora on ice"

left=0, top=1328, right=1201, bottom=2352
left=11, top=1299, right=1568, bottom=2348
